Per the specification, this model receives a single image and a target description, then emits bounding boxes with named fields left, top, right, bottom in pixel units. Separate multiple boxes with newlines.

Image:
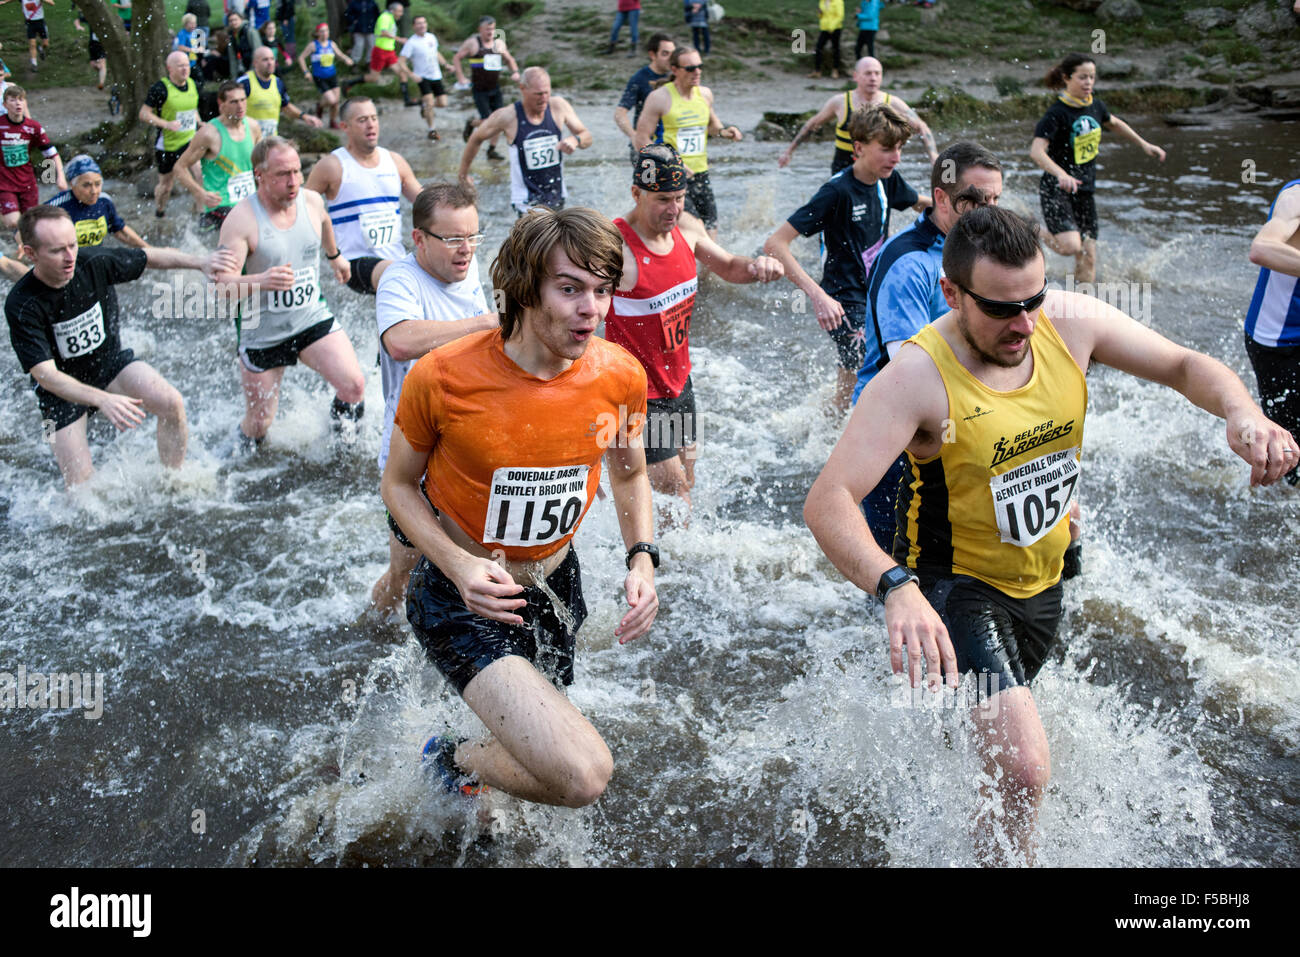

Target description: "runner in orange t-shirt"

left=383, top=206, right=659, bottom=808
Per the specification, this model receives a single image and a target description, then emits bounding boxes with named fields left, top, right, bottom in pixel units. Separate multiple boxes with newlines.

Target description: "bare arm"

left=604, top=438, right=658, bottom=644
left=139, top=104, right=180, bottom=134
left=213, top=204, right=292, bottom=290
left=172, top=129, right=222, bottom=206
left=309, top=190, right=350, bottom=285
left=381, top=313, right=499, bottom=362
left=685, top=212, right=783, bottom=284
left=382, top=428, right=526, bottom=624
left=451, top=38, right=471, bottom=84
left=778, top=95, right=841, bottom=167
left=1029, top=135, right=1081, bottom=193
left=556, top=98, right=591, bottom=152
left=497, top=39, right=520, bottom=79
left=392, top=151, right=423, bottom=202
left=1248, top=185, right=1300, bottom=276
left=633, top=89, right=667, bottom=152
left=143, top=243, right=233, bottom=277
left=889, top=96, right=938, bottom=164
left=28, top=359, right=146, bottom=431
left=703, top=88, right=741, bottom=141
left=303, top=152, right=341, bottom=200
left=803, top=348, right=958, bottom=689
left=1105, top=115, right=1166, bottom=161
left=614, top=106, right=635, bottom=142
left=763, top=220, right=845, bottom=330
left=1058, top=290, right=1295, bottom=486
left=459, top=107, right=510, bottom=181
left=112, top=225, right=148, bottom=248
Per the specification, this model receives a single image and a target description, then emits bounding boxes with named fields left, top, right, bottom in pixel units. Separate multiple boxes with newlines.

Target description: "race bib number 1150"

left=483, top=465, right=591, bottom=548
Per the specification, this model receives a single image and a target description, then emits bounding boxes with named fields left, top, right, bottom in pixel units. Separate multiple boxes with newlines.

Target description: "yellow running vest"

left=663, top=84, right=711, bottom=174
left=244, top=74, right=282, bottom=138
left=896, top=314, right=1087, bottom=598
left=835, top=91, right=890, bottom=155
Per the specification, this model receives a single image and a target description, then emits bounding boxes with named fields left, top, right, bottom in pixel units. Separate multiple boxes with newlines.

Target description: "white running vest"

left=326, top=147, right=405, bottom=261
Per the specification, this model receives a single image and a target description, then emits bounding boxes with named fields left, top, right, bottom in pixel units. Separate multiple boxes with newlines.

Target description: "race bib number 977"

left=483, top=465, right=591, bottom=549
left=990, top=447, right=1080, bottom=548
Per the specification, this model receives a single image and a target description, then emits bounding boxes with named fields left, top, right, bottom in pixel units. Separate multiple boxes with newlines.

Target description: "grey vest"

left=239, top=191, right=331, bottom=350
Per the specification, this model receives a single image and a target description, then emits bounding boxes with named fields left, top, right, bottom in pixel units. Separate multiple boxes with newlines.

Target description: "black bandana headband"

left=633, top=145, right=688, bottom=191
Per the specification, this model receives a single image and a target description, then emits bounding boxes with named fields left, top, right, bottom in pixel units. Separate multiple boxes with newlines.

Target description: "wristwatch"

left=626, top=542, right=660, bottom=569
left=875, top=565, right=919, bottom=603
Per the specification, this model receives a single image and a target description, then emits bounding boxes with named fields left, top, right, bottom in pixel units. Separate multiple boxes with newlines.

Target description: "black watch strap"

left=876, top=565, right=920, bottom=603
left=626, top=542, right=659, bottom=569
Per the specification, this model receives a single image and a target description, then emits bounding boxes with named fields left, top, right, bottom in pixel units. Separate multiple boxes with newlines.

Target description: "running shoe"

left=486, top=145, right=504, bottom=161
left=462, top=118, right=474, bottom=142
left=421, top=735, right=489, bottom=797
left=427, top=129, right=439, bottom=141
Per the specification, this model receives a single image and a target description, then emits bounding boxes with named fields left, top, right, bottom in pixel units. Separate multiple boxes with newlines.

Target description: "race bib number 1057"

left=483, top=465, right=591, bottom=548
left=990, top=447, right=1080, bottom=548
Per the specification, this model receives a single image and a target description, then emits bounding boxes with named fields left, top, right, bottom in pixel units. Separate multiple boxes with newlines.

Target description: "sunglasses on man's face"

left=678, top=63, right=703, bottom=71
left=956, top=281, right=1048, bottom=319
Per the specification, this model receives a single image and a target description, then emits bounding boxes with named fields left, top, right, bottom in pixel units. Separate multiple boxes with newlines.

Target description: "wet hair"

left=646, top=32, right=673, bottom=54
left=942, top=206, right=1042, bottom=291
left=847, top=104, right=911, bottom=150
left=490, top=207, right=624, bottom=341
left=18, top=205, right=72, bottom=250
left=217, top=80, right=243, bottom=102
left=931, top=141, right=1002, bottom=198
left=412, top=181, right=477, bottom=233
left=251, top=135, right=296, bottom=171
left=1045, top=53, right=1094, bottom=90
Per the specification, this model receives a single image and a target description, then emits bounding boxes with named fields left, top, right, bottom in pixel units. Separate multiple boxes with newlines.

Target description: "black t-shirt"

left=1033, top=97, right=1112, bottom=192
left=6, top=247, right=148, bottom=384
left=618, top=65, right=669, bottom=128
left=787, top=167, right=918, bottom=303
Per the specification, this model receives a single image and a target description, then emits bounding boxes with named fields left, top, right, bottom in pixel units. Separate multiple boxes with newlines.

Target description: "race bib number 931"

left=990, top=447, right=1080, bottom=548
left=484, top=465, right=591, bottom=548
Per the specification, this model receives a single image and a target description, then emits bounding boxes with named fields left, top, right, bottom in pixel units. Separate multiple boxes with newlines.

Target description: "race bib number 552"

left=484, top=465, right=591, bottom=548
left=990, top=447, right=1079, bottom=548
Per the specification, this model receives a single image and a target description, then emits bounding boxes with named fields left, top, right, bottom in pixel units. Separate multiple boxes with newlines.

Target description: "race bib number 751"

left=990, top=447, right=1079, bottom=547
left=484, top=465, right=591, bottom=548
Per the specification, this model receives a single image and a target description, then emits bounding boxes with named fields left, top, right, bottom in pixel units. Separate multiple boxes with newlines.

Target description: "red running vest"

left=605, top=217, right=698, bottom=400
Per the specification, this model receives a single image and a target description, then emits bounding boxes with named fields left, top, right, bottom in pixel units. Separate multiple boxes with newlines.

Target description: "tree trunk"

left=71, top=0, right=172, bottom=136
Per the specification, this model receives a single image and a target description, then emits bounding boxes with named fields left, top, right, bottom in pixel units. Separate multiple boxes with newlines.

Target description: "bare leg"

left=107, top=361, right=188, bottom=468
left=369, top=259, right=392, bottom=290
left=833, top=366, right=855, bottom=415
left=971, top=686, right=1051, bottom=865
left=50, top=414, right=95, bottom=487
left=421, top=92, right=435, bottom=129
left=240, top=363, right=286, bottom=440
left=1038, top=226, right=1082, bottom=260
left=1076, top=237, right=1097, bottom=284
left=647, top=451, right=693, bottom=507
left=154, top=171, right=176, bottom=215
left=456, top=655, right=613, bottom=807
left=370, top=528, right=419, bottom=616
left=297, top=328, right=366, bottom=404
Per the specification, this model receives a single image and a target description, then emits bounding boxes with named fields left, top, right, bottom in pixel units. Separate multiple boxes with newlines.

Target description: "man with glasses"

left=458, top=67, right=591, bottom=218
left=370, top=182, right=498, bottom=617
left=804, top=206, right=1297, bottom=864
left=211, top=136, right=363, bottom=451
left=634, top=47, right=741, bottom=239
left=851, top=141, right=1003, bottom=549
left=305, top=96, right=423, bottom=296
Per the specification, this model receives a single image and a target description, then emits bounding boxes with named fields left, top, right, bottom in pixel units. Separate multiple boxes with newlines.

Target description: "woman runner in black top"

left=1029, top=53, right=1166, bottom=284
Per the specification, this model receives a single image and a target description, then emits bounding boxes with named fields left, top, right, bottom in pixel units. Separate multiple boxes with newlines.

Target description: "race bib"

left=227, top=170, right=255, bottom=203
left=990, top=447, right=1080, bottom=548
left=1072, top=124, right=1101, bottom=166
left=318, top=52, right=334, bottom=68
left=176, top=109, right=198, bottom=133
left=676, top=126, right=705, bottom=157
left=358, top=207, right=400, bottom=250
left=53, top=302, right=106, bottom=360
left=659, top=296, right=692, bottom=353
left=2, top=141, right=29, bottom=168
left=74, top=216, right=108, bottom=247
left=483, top=465, right=592, bottom=549
left=255, top=118, right=278, bottom=138
left=523, top=133, right=559, bottom=171
left=268, top=266, right=318, bottom=313
left=481, top=53, right=502, bottom=71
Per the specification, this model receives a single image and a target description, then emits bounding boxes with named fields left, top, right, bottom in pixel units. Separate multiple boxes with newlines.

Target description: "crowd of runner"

left=2, top=7, right=1296, bottom=860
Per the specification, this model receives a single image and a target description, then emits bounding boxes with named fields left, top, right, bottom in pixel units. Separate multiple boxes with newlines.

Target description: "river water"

left=1, top=80, right=1296, bottom=867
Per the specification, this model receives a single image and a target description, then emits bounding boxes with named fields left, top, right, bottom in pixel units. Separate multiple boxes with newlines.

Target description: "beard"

left=957, top=310, right=1031, bottom=369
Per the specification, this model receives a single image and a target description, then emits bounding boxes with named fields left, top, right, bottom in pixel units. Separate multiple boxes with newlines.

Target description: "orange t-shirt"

left=394, top=329, right=649, bottom=562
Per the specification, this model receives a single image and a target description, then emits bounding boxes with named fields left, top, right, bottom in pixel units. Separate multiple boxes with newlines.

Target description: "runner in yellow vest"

left=138, top=52, right=200, bottom=219
left=634, top=47, right=740, bottom=238
left=805, top=206, right=1295, bottom=864
left=778, top=56, right=938, bottom=175
left=364, top=0, right=413, bottom=104
left=240, top=46, right=323, bottom=139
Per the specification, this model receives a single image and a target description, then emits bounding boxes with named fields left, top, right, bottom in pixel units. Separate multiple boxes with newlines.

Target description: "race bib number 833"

left=484, top=465, right=591, bottom=548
